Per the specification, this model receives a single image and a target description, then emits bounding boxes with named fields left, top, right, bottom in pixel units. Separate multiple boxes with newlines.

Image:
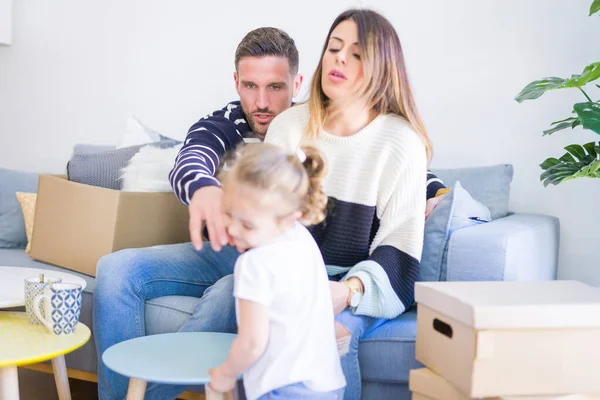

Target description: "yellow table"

left=0, top=311, right=91, bottom=400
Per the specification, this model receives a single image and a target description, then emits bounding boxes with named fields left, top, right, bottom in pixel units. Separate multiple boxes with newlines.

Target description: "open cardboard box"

left=30, top=175, right=190, bottom=276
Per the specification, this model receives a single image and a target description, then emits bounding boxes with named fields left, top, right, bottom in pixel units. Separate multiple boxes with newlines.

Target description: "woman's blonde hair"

left=306, top=9, right=432, bottom=161
left=220, top=143, right=328, bottom=226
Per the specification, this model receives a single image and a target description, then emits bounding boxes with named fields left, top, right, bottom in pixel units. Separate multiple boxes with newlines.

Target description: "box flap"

left=415, top=281, right=600, bottom=329
left=112, top=191, right=189, bottom=251
left=30, top=175, right=119, bottom=276
left=410, top=368, right=470, bottom=400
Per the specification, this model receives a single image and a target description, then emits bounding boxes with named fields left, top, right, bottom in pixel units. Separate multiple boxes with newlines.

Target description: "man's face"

left=234, top=56, right=302, bottom=139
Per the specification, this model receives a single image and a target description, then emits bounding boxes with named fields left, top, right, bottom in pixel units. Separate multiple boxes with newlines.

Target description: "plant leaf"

left=550, top=116, right=577, bottom=125
left=565, top=144, right=588, bottom=161
left=591, top=0, right=600, bottom=15
left=573, top=102, right=600, bottom=134
left=540, top=157, right=561, bottom=169
left=543, top=121, right=575, bottom=136
left=572, top=119, right=582, bottom=129
left=515, top=77, right=566, bottom=102
left=559, top=152, right=576, bottom=163
left=515, top=63, right=600, bottom=102
left=540, top=142, right=600, bottom=186
left=560, top=62, right=600, bottom=88
left=583, top=141, right=598, bottom=158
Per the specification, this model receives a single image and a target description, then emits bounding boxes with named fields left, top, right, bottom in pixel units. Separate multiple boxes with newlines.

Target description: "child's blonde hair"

left=220, top=143, right=328, bottom=226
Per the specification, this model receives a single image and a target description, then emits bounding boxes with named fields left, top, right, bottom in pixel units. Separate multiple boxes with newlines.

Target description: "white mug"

left=24, top=275, right=63, bottom=325
left=34, top=282, right=83, bottom=335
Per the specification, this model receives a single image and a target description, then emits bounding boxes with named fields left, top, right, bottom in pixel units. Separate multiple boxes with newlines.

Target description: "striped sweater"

left=169, top=101, right=444, bottom=207
left=265, top=103, right=426, bottom=319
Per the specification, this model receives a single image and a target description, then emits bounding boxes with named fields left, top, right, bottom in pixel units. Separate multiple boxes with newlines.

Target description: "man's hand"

left=208, top=365, right=237, bottom=393
left=188, top=186, right=230, bottom=252
left=425, top=193, right=447, bottom=219
left=330, top=281, right=350, bottom=315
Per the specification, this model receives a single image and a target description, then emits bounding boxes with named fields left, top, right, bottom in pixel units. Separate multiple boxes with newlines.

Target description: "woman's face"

left=321, top=19, right=364, bottom=103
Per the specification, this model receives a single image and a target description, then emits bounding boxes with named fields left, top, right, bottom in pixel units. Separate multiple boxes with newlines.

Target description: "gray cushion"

left=67, top=140, right=179, bottom=190
left=0, top=169, right=39, bottom=248
left=431, top=164, right=513, bottom=220
left=72, top=144, right=116, bottom=155
left=419, top=181, right=491, bottom=282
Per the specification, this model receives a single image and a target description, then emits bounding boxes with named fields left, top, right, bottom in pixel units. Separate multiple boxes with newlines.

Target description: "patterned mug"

left=24, top=275, right=62, bottom=325
left=34, top=282, right=83, bottom=335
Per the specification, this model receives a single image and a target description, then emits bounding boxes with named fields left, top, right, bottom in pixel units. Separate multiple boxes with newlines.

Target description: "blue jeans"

left=94, top=242, right=382, bottom=400
left=257, top=382, right=344, bottom=399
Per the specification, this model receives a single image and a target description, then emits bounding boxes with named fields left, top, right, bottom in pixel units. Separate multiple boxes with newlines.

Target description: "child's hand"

left=208, top=366, right=237, bottom=393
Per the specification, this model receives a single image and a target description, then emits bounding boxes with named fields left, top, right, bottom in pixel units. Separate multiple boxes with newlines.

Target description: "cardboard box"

left=30, top=175, right=190, bottom=276
left=409, top=368, right=598, bottom=400
left=415, top=281, right=600, bottom=397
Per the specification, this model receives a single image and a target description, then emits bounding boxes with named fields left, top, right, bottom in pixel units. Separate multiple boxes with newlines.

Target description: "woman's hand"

left=208, top=365, right=237, bottom=393
left=330, top=281, right=350, bottom=315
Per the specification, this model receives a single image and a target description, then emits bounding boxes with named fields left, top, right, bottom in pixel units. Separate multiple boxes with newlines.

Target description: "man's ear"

left=233, top=71, right=240, bottom=90
left=292, top=74, right=303, bottom=98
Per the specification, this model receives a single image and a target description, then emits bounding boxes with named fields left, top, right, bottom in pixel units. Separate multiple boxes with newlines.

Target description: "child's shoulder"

left=241, top=224, right=317, bottom=263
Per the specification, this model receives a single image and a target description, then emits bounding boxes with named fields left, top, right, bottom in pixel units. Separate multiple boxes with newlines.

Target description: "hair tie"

left=296, top=148, right=307, bottom=163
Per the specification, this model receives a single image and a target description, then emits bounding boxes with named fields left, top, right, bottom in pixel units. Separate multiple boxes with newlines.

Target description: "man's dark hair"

left=235, top=27, right=299, bottom=75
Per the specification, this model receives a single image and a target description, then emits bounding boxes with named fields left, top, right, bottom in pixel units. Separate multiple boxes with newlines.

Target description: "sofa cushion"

left=360, top=307, right=422, bottom=384
left=0, top=169, right=39, bottom=248
left=431, top=164, right=513, bottom=220
left=67, top=140, right=179, bottom=190
left=419, top=181, right=491, bottom=282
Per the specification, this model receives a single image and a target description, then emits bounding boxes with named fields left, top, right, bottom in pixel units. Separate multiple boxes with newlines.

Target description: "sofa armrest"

left=446, top=213, right=560, bottom=282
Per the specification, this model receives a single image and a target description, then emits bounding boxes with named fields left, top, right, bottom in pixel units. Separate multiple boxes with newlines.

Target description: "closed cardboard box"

left=409, top=368, right=598, bottom=400
left=415, top=281, right=600, bottom=397
left=30, top=175, right=190, bottom=276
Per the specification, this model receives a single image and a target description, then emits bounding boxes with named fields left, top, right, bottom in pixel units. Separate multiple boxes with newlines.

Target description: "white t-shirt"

left=233, top=222, right=346, bottom=400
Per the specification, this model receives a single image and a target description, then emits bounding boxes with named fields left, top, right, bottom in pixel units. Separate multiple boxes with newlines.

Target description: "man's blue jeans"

left=94, top=242, right=380, bottom=400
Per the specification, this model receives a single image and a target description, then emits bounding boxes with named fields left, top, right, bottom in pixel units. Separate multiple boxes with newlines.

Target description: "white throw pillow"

left=117, top=117, right=162, bottom=149
left=120, top=144, right=183, bottom=192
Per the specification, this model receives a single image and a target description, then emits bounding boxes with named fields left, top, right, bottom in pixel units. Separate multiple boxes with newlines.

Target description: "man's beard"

left=242, top=106, right=274, bottom=140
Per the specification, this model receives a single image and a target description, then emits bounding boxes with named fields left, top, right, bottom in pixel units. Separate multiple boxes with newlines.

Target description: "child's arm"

left=209, top=299, right=269, bottom=392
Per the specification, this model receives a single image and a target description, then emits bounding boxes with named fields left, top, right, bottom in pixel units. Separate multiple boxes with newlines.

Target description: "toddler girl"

left=209, top=143, right=346, bottom=400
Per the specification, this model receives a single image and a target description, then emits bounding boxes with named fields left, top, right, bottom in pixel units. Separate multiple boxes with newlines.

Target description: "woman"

left=265, top=8, right=430, bottom=399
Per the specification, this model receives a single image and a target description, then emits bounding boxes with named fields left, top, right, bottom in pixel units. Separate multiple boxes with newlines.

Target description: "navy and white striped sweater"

left=169, top=101, right=445, bottom=205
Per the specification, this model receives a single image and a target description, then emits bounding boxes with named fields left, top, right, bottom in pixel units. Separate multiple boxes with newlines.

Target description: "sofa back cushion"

left=67, top=140, right=179, bottom=190
left=0, top=168, right=39, bottom=248
left=431, top=164, right=513, bottom=220
left=419, top=181, right=491, bottom=282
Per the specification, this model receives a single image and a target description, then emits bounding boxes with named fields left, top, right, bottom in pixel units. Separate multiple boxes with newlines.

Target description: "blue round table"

left=102, top=332, right=238, bottom=400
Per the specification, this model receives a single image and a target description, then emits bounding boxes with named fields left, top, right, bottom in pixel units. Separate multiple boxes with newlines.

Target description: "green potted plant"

left=515, top=0, right=600, bottom=186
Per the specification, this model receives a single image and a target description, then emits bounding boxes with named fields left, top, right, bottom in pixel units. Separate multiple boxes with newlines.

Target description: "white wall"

left=0, top=0, right=598, bottom=284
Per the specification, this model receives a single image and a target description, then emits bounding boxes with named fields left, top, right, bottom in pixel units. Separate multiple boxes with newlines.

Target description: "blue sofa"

left=0, top=166, right=560, bottom=399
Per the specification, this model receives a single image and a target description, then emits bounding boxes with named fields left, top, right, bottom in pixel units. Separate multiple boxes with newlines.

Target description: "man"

left=94, top=27, right=446, bottom=400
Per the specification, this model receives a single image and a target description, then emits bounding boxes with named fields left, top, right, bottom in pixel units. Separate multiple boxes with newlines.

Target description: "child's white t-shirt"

left=233, top=222, right=346, bottom=400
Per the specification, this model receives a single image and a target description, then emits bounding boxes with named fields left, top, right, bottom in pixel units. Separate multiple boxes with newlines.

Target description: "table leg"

left=126, top=378, right=147, bottom=400
left=52, top=355, right=71, bottom=400
left=205, top=384, right=238, bottom=400
left=0, top=365, right=19, bottom=400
